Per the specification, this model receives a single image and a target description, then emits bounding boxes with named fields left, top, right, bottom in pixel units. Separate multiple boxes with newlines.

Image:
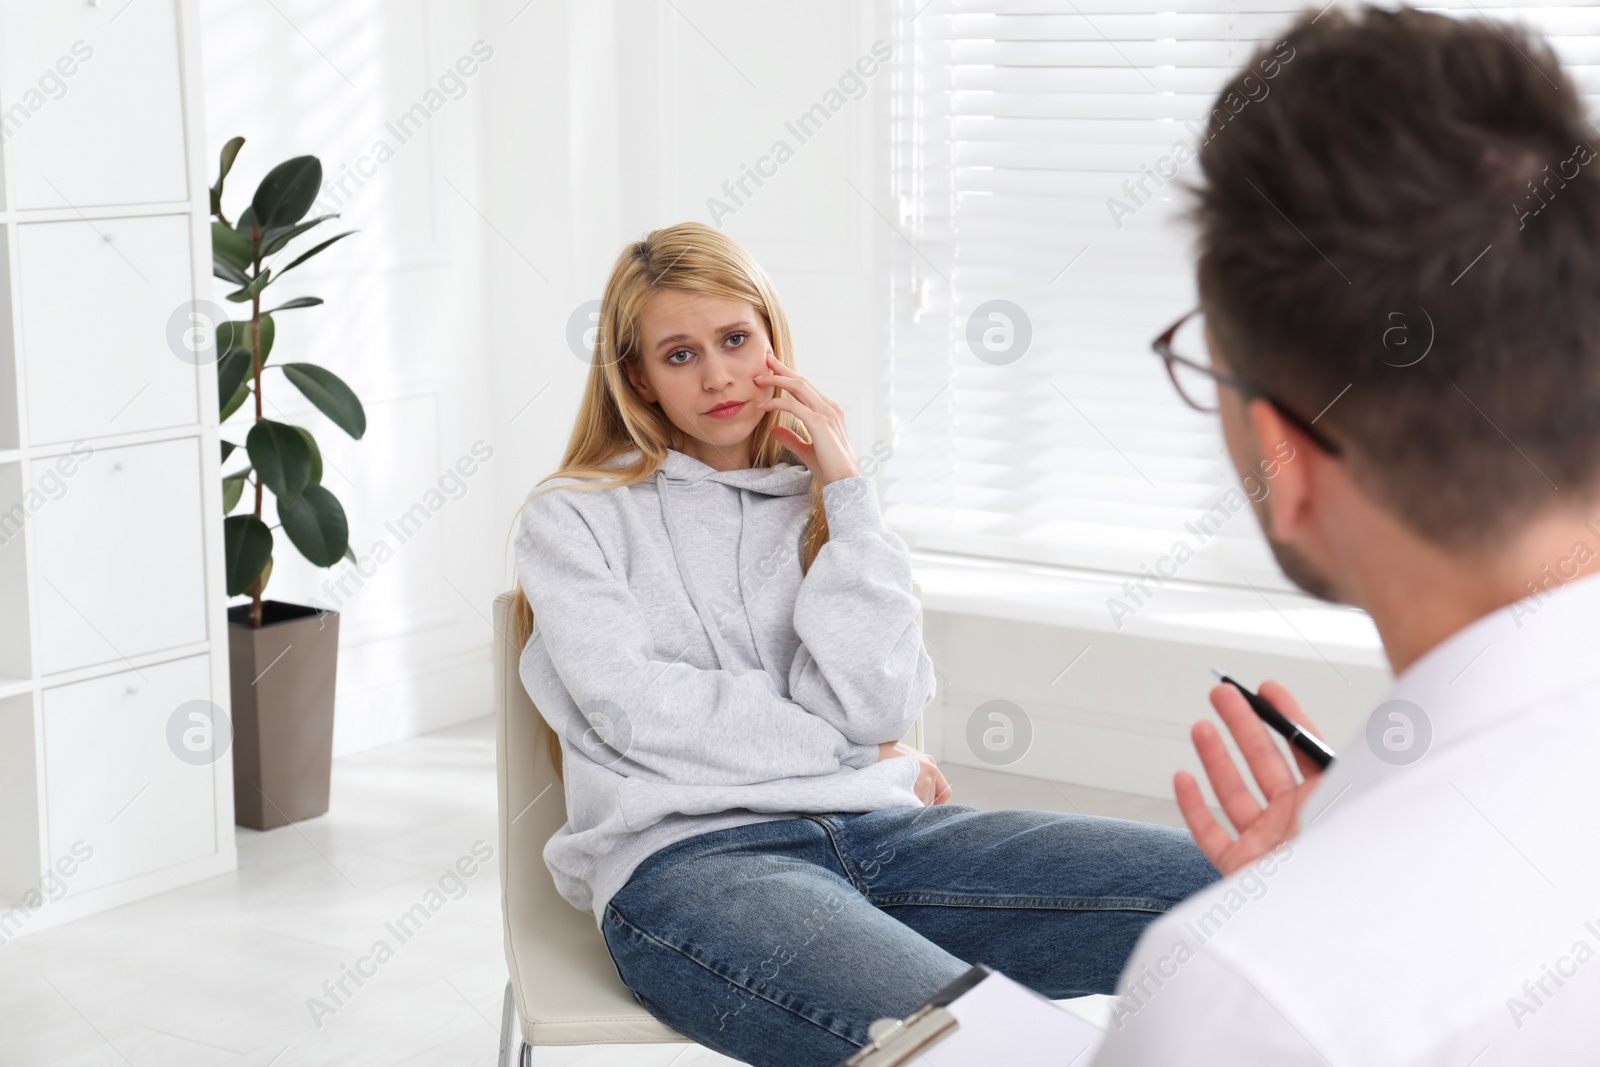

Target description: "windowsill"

left=910, top=550, right=1388, bottom=669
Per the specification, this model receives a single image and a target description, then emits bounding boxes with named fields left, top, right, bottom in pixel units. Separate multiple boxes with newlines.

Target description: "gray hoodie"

left=514, top=447, right=934, bottom=927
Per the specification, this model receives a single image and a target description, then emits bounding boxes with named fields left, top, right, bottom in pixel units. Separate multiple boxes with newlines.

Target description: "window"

left=881, top=1, right=1600, bottom=592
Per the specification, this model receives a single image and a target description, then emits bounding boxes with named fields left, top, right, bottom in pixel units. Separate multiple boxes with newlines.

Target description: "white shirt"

left=1092, top=571, right=1600, bottom=1067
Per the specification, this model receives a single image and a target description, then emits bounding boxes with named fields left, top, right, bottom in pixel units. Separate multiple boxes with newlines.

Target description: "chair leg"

left=498, top=979, right=516, bottom=1067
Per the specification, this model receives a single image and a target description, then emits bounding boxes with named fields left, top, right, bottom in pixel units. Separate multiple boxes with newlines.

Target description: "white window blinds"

left=881, top=0, right=1600, bottom=593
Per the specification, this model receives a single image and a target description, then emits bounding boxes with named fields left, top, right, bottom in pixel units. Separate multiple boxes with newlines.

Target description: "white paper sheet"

left=915, top=970, right=1107, bottom=1066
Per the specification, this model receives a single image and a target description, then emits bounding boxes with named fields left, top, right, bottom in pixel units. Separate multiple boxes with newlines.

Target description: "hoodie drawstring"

left=656, top=471, right=738, bottom=671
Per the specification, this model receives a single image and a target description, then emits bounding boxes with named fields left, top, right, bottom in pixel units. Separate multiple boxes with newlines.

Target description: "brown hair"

left=1190, top=4, right=1600, bottom=549
left=508, top=222, right=827, bottom=781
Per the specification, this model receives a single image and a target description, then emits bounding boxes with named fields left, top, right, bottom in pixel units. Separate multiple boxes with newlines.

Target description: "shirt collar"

left=1387, top=568, right=1600, bottom=738
left=1301, top=569, right=1600, bottom=821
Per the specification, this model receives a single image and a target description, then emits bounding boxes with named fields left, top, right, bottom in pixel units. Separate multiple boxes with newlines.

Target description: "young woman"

left=510, top=221, right=1218, bottom=1067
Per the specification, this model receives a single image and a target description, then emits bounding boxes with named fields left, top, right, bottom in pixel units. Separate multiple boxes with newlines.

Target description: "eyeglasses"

left=1151, top=307, right=1343, bottom=457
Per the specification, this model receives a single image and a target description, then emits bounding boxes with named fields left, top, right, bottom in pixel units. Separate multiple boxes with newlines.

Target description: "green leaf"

left=278, top=483, right=349, bottom=567
left=278, top=231, right=356, bottom=276
left=293, top=425, right=323, bottom=484
left=251, top=156, right=322, bottom=231
left=260, top=214, right=338, bottom=257
left=219, top=136, right=245, bottom=181
left=224, top=269, right=273, bottom=304
left=247, top=419, right=314, bottom=502
left=222, top=473, right=247, bottom=514
left=267, top=296, right=323, bottom=313
left=217, top=346, right=252, bottom=406
left=220, top=379, right=250, bottom=422
left=216, top=319, right=245, bottom=356
left=212, top=221, right=253, bottom=273
left=281, top=364, right=366, bottom=439
left=217, top=316, right=274, bottom=367
left=343, top=544, right=358, bottom=564
left=224, top=514, right=273, bottom=597
left=210, top=135, right=245, bottom=218
left=213, top=260, right=249, bottom=288
left=259, top=313, right=277, bottom=360
left=217, top=314, right=274, bottom=365
left=221, top=440, right=238, bottom=464
left=234, top=205, right=259, bottom=249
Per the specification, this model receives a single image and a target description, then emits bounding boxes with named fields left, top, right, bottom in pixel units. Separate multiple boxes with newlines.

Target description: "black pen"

left=1211, top=669, right=1336, bottom=769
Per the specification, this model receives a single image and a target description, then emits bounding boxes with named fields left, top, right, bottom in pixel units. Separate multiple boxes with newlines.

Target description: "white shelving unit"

left=0, top=0, right=236, bottom=937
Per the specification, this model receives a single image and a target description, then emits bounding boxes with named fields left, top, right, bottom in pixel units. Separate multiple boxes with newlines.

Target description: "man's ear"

left=623, top=360, right=655, bottom=404
left=1245, top=397, right=1316, bottom=544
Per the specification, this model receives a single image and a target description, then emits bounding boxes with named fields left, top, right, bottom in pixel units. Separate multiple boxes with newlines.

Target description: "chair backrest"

left=495, top=588, right=563, bottom=857
left=493, top=588, right=572, bottom=941
left=498, top=590, right=695, bottom=1045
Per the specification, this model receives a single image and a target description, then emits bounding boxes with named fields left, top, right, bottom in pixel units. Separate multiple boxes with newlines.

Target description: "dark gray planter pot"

left=227, top=600, right=340, bottom=830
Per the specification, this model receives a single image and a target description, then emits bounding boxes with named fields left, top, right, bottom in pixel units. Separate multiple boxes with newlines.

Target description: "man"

left=1092, top=6, right=1600, bottom=1064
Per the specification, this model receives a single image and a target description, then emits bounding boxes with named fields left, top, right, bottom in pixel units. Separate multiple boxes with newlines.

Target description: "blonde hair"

left=509, top=221, right=830, bottom=781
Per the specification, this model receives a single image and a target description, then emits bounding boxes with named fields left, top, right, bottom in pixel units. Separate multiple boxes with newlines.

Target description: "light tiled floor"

left=0, top=717, right=1192, bottom=1066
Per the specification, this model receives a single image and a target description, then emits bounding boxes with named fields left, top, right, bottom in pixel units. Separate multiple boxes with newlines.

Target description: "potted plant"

left=210, top=136, right=363, bottom=831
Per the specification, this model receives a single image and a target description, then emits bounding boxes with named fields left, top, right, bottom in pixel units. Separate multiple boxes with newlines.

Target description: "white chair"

left=494, top=584, right=928, bottom=1065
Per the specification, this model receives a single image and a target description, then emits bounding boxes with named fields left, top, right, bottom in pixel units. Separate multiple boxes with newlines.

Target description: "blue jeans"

left=600, top=804, right=1219, bottom=1067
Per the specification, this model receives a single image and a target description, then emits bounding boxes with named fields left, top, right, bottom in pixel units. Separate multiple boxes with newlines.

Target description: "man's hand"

left=878, top=740, right=953, bottom=805
left=1175, top=680, right=1327, bottom=876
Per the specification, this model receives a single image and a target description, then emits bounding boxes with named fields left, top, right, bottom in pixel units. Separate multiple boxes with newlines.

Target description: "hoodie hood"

left=643, top=447, right=812, bottom=675
left=609, top=447, right=813, bottom=497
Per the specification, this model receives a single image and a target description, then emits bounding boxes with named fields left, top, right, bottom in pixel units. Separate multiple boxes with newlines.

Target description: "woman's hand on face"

left=877, top=741, right=953, bottom=806
left=755, top=352, right=863, bottom=486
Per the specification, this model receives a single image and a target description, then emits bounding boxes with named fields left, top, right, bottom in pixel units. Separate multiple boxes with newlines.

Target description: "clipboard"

left=835, top=963, right=1106, bottom=1067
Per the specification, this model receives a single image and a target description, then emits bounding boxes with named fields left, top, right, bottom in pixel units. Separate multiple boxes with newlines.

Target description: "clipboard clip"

left=837, top=964, right=995, bottom=1067
left=839, top=1005, right=959, bottom=1066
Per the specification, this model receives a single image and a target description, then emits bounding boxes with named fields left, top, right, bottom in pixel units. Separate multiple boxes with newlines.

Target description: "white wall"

left=923, top=602, right=1391, bottom=801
